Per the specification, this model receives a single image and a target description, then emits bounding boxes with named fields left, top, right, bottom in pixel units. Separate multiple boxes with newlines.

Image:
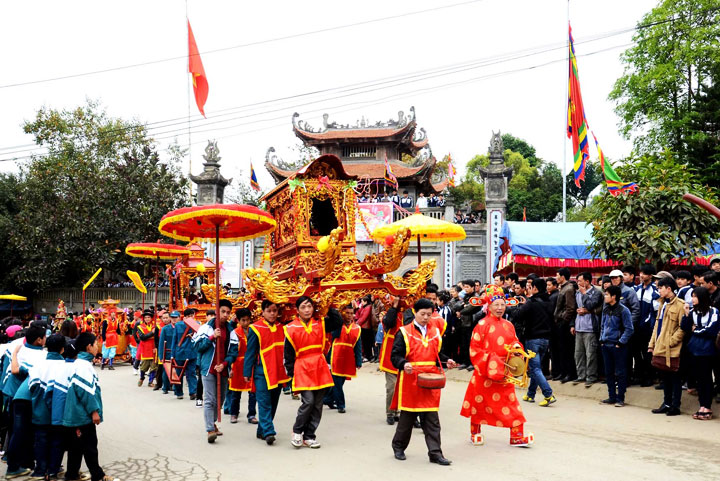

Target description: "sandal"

left=698, top=411, right=713, bottom=420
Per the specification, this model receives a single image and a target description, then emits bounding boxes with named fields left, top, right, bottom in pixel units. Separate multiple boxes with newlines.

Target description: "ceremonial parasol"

left=158, top=203, right=276, bottom=421
left=0, top=294, right=27, bottom=317
left=125, top=243, right=191, bottom=315
left=371, top=209, right=466, bottom=263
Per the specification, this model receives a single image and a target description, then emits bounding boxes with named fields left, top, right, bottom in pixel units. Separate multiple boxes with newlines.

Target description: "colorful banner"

left=356, top=202, right=394, bottom=242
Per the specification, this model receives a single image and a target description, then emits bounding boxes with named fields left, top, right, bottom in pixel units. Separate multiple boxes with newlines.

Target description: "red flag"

left=188, top=20, right=208, bottom=117
left=522, top=207, right=527, bottom=222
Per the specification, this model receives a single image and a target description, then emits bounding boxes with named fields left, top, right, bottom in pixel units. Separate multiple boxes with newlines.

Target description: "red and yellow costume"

left=249, top=319, right=289, bottom=390
left=330, top=323, right=361, bottom=378
left=379, top=311, right=401, bottom=375
left=460, top=312, right=531, bottom=446
left=284, top=317, right=334, bottom=391
left=137, top=322, right=156, bottom=361
left=390, top=320, right=445, bottom=412
left=229, top=326, right=253, bottom=392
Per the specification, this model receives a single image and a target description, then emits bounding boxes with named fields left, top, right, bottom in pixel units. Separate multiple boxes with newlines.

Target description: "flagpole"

left=562, top=0, right=569, bottom=222
left=186, top=0, right=193, bottom=203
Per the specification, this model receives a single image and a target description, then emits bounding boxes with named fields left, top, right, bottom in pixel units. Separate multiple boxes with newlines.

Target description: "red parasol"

left=158, top=204, right=276, bottom=421
left=126, top=243, right=191, bottom=316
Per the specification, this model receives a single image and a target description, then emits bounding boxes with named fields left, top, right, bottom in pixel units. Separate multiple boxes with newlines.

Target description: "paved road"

left=96, top=364, right=720, bottom=481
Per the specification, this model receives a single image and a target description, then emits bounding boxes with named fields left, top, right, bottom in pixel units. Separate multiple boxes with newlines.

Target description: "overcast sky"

left=0, top=0, right=658, bottom=193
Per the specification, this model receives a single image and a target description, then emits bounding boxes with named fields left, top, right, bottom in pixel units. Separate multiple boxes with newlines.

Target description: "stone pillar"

left=479, top=132, right=513, bottom=280
left=190, top=140, right=231, bottom=206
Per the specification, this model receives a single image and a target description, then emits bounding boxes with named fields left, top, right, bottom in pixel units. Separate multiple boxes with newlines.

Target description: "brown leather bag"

left=651, top=355, right=679, bottom=372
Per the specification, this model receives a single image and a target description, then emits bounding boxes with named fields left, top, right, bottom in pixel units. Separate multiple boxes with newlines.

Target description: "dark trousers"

left=229, top=390, right=257, bottom=418
left=173, top=359, right=198, bottom=397
left=47, top=426, right=65, bottom=477
left=629, top=324, right=653, bottom=383
left=33, top=424, right=59, bottom=476
left=361, top=329, right=375, bottom=360
left=66, top=424, right=105, bottom=481
left=293, top=388, right=329, bottom=440
left=660, top=369, right=683, bottom=409
left=255, top=381, right=281, bottom=438
left=602, top=343, right=628, bottom=402
left=550, top=323, right=563, bottom=377
left=7, top=400, right=34, bottom=472
left=195, top=365, right=203, bottom=399
left=458, top=325, right=473, bottom=365
left=441, top=330, right=458, bottom=360
left=324, top=375, right=346, bottom=409
left=559, top=322, right=577, bottom=379
left=692, top=355, right=715, bottom=409
left=391, top=410, right=442, bottom=459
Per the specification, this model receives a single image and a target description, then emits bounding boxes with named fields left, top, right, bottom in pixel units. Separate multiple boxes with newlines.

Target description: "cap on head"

left=652, top=270, right=673, bottom=280
left=170, top=311, right=180, bottom=318
left=609, top=269, right=623, bottom=278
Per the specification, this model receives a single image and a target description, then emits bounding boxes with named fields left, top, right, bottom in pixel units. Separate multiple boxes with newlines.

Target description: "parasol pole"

left=417, top=234, right=422, bottom=264
left=215, top=222, right=222, bottom=423
left=10, top=301, right=13, bottom=318
left=142, top=292, right=145, bottom=311
left=82, top=291, right=86, bottom=317
left=154, top=254, right=160, bottom=315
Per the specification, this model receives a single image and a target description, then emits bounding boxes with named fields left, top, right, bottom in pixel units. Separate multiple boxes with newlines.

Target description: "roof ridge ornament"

left=489, top=131, right=504, bottom=165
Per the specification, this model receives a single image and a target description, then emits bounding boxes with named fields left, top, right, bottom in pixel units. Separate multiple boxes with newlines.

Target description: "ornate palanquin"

left=239, top=154, right=436, bottom=319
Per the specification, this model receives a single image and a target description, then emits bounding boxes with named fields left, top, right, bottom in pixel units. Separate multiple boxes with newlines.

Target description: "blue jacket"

left=635, top=282, right=660, bottom=328
left=63, top=352, right=102, bottom=427
left=243, top=327, right=263, bottom=381
left=192, top=319, right=238, bottom=377
left=157, top=323, right=176, bottom=362
left=171, top=319, right=197, bottom=361
left=2, top=342, right=46, bottom=399
left=600, top=302, right=634, bottom=345
left=681, top=307, right=720, bottom=357
left=48, top=359, right=75, bottom=426
left=620, top=284, right=640, bottom=325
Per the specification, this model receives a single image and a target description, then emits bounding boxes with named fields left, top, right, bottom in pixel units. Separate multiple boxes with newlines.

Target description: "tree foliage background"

left=1, top=102, right=190, bottom=293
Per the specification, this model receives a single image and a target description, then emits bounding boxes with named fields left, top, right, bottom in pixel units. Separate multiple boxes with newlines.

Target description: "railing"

left=393, top=206, right=448, bottom=221
left=35, top=288, right=170, bottom=313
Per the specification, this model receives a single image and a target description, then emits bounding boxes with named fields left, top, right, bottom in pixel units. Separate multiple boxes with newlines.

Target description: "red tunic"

left=379, top=312, right=401, bottom=375
left=460, top=314, right=526, bottom=428
left=249, top=320, right=290, bottom=390
left=104, top=320, right=119, bottom=348
left=137, top=322, right=156, bottom=361
left=390, top=322, right=444, bottom=412
left=330, top=323, right=361, bottom=378
left=284, top=317, right=334, bottom=391
left=229, top=327, right=253, bottom=392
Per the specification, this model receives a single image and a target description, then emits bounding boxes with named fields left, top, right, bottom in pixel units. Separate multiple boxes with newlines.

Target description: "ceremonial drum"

left=417, top=372, right=446, bottom=390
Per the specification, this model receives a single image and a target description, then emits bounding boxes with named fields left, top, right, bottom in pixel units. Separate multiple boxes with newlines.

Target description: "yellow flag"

left=82, top=268, right=102, bottom=291
left=126, top=270, right=147, bottom=294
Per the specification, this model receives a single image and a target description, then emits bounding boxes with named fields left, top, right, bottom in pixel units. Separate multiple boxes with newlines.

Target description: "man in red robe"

left=460, top=287, right=534, bottom=446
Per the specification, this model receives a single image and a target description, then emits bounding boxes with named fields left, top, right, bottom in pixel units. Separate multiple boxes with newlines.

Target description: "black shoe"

left=551, top=374, right=563, bottom=381
left=655, top=383, right=664, bottom=390
left=101, top=363, right=105, bottom=370
left=640, top=380, right=653, bottom=387
left=189, top=394, right=196, bottom=400
left=600, top=398, right=616, bottom=405
left=394, top=450, right=406, bottom=461
left=560, top=376, right=572, bottom=384
left=386, top=416, right=395, bottom=425
left=571, top=378, right=584, bottom=385
left=413, top=419, right=422, bottom=429
left=256, top=432, right=264, bottom=440
left=666, top=407, right=681, bottom=416
left=265, top=435, right=276, bottom=445
left=394, top=415, right=400, bottom=422
left=338, top=408, right=346, bottom=413
left=429, top=456, right=452, bottom=466
left=652, top=404, right=670, bottom=414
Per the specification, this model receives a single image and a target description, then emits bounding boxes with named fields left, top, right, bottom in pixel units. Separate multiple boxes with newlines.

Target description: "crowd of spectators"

left=105, top=278, right=170, bottom=288
left=357, top=189, right=446, bottom=210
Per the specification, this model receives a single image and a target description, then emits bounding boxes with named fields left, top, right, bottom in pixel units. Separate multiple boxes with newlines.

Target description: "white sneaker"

left=291, top=432, right=303, bottom=448
left=303, top=438, right=321, bottom=449
left=133, top=369, right=138, bottom=376
left=195, top=400, right=203, bottom=408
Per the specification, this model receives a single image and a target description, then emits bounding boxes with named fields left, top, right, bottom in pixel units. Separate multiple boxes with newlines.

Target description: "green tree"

left=10, top=102, right=189, bottom=292
left=686, top=63, right=720, bottom=183
left=565, top=161, right=603, bottom=208
left=0, top=174, right=22, bottom=292
left=588, top=153, right=718, bottom=266
left=501, top=133, right=540, bottom=167
left=609, top=0, right=720, bottom=185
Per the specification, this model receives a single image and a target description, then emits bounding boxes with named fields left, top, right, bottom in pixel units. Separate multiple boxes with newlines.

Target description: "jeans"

left=324, top=375, right=346, bottom=409
left=7, top=400, right=34, bottom=472
left=201, top=374, right=228, bottom=432
left=65, top=424, right=104, bottom=481
left=47, top=426, right=65, bottom=477
left=660, top=369, right=683, bottom=409
left=602, top=343, right=628, bottom=402
left=526, top=338, right=553, bottom=398
left=254, top=374, right=281, bottom=438
left=574, top=331, right=598, bottom=383
left=229, top=390, right=257, bottom=418
left=33, top=425, right=50, bottom=476
left=173, top=359, right=198, bottom=397
left=160, top=364, right=171, bottom=393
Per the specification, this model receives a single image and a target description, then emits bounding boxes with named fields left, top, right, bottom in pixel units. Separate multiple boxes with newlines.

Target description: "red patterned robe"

left=460, top=313, right=526, bottom=429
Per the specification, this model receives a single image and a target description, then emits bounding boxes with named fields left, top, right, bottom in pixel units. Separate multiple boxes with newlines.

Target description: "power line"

left=0, top=0, right=488, bottom=90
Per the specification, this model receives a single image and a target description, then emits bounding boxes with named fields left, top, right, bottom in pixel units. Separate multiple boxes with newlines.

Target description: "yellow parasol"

left=127, top=270, right=148, bottom=310
left=371, top=210, right=466, bottom=263
left=81, top=268, right=102, bottom=315
left=0, top=294, right=27, bottom=317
